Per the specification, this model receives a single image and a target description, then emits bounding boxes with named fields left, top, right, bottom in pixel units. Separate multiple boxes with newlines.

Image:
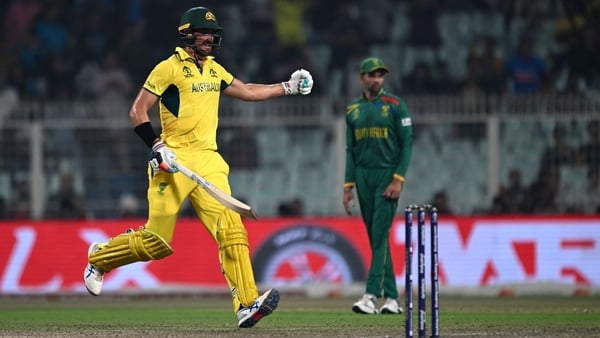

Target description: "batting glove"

left=282, top=69, right=314, bottom=95
left=149, top=141, right=178, bottom=173
left=297, top=69, right=313, bottom=95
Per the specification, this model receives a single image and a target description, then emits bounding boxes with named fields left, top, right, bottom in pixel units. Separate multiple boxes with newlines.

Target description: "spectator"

left=460, top=56, right=484, bottom=109
left=477, top=36, right=505, bottom=95
left=557, top=69, right=586, bottom=96
left=0, top=196, right=7, bottom=219
left=45, top=172, right=88, bottom=219
left=578, top=120, right=600, bottom=172
left=402, top=61, right=433, bottom=95
left=118, top=193, right=140, bottom=218
left=358, top=0, right=394, bottom=45
left=34, top=5, right=69, bottom=56
left=496, top=0, right=517, bottom=34
left=45, top=53, right=75, bottom=99
left=278, top=198, right=304, bottom=216
left=322, top=2, right=363, bottom=75
left=430, top=190, right=453, bottom=215
left=453, top=57, right=487, bottom=142
left=2, top=0, right=44, bottom=51
left=76, top=12, right=109, bottom=61
left=407, top=0, right=442, bottom=49
left=521, top=165, right=561, bottom=214
left=431, top=60, right=458, bottom=94
left=582, top=168, right=600, bottom=214
left=73, top=50, right=101, bottom=99
left=491, top=168, right=527, bottom=214
left=553, top=21, right=600, bottom=90
left=504, top=35, right=549, bottom=94
left=272, top=0, right=311, bottom=48
left=0, top=68, right=19, bottom=128
left=219, top=127, right=259, bottom=170
left=91, top=51, right=133, bottom=115
left=540, top=124, right=577, bottom=169
left=18, top=33, right=46, bottom=98
left=557, top=167, right=600, bottom=214
left=91, top=51, right=134, bottom=173
left=305, top=1, right=334, bottom=44
left=12, top=180, right=30, bottom=219
left=242, top=0, right=275, bottom=47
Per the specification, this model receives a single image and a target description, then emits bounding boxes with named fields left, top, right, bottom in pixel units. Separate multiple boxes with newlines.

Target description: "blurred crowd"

left=1, top=0, right=600, bottom=219
left=491, top=120, right=600, bottom=215
left=1, top=0, right=600, bottom=103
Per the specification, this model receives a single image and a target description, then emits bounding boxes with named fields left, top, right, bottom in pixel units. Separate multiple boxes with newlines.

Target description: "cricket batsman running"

left=83, top=6, right=313, bottom=328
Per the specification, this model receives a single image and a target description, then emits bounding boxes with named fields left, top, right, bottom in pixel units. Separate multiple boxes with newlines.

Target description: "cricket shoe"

left=83, top=243, right=104, bottom=296
left=352, top=294, right=378, bottom=314
left=237, top=288, right=280, bottom=328
left=380, top=298, right=403, bottom=314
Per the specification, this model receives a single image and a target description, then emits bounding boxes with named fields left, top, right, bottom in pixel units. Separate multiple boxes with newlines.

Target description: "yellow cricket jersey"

left=143, top=47, right=234, bottom=150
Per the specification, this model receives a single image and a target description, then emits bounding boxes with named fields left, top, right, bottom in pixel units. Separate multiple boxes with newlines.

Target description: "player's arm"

left=130, top=88, right=158, bottom=129
left=384, top=101, right=413, bottom=199
left=223, top=69, right=313, bottom=101
left=393, top=101, right=413, bottom=179
left=223, top=78, right=286, bottom=101
left=129, top=88, right=178, bottom=173
left=343, top=110, right=357, bottom=215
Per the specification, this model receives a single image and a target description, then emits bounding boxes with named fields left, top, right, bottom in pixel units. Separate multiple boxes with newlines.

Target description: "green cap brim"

left=360, top=57, right=390, bottom=74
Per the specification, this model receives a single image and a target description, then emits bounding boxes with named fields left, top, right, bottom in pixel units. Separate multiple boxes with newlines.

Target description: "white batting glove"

left=282, top=69, right=314, bottom=95
left=297, top=69, right=313, bottom=95
left=149, top=141, right=178, bottom=173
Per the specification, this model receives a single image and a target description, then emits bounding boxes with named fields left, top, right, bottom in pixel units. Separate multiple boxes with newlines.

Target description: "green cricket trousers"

left=355, top=166, right=399, bottom=299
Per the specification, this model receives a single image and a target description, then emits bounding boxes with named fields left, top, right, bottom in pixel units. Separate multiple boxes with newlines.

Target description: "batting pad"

left=217, top=227, right=258, bottom=307
left=89, top=227, right=174, bottom=273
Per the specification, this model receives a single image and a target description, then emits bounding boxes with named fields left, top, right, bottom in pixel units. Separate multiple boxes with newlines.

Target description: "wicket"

left=404, top=204, right=439, bottom=338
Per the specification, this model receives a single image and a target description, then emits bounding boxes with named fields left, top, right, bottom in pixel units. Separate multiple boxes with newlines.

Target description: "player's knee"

left=216, top=210, right=248, bottom=248
left=89, top=227, right=174, bottom=272
left=217, top=228, right=249, bottom=248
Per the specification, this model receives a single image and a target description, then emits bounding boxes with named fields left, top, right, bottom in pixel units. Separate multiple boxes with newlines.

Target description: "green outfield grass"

left=0, top=294, right=599, bottom=337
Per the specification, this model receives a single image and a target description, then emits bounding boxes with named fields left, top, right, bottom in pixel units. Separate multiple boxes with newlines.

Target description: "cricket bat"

left=174, top=161, right=258, bottom=220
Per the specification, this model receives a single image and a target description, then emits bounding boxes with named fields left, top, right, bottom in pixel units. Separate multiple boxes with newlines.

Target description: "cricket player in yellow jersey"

left=83, top=6, right=313, bottom=328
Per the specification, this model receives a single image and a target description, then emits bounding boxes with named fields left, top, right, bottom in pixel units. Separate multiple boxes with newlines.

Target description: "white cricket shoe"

left=237, top=289, right=280, bottom=328
left=83, top=243, right=104, bottom=296
left=380, top=298, right=403, bottom=314
left=352, top=294, right=378, bottom=314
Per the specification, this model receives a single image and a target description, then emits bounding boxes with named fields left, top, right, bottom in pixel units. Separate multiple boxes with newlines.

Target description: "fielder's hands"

left=282, top=69, right=314, bottom=95
left=343, top=188, right=355, bottom=216
left=149, top=141, right=178, bottom=173
left=383, top=179, right=403, bottom=199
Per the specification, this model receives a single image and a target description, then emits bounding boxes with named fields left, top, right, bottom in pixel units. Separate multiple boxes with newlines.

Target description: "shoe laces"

left=85, top=265, right=103, bottom=281
left=362, top=294, right=376, bottom=306
left=245, top=301, right=259, bottom=312
left=238, top=300, right=259, bottom=315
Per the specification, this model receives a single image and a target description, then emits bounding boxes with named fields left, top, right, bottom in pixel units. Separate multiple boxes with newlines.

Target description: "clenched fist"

left=282, top=69, right=314, bottom=95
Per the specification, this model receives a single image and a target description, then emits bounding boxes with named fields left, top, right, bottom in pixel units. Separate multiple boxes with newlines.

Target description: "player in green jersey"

left=343, top=57, right=413, bottom=315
